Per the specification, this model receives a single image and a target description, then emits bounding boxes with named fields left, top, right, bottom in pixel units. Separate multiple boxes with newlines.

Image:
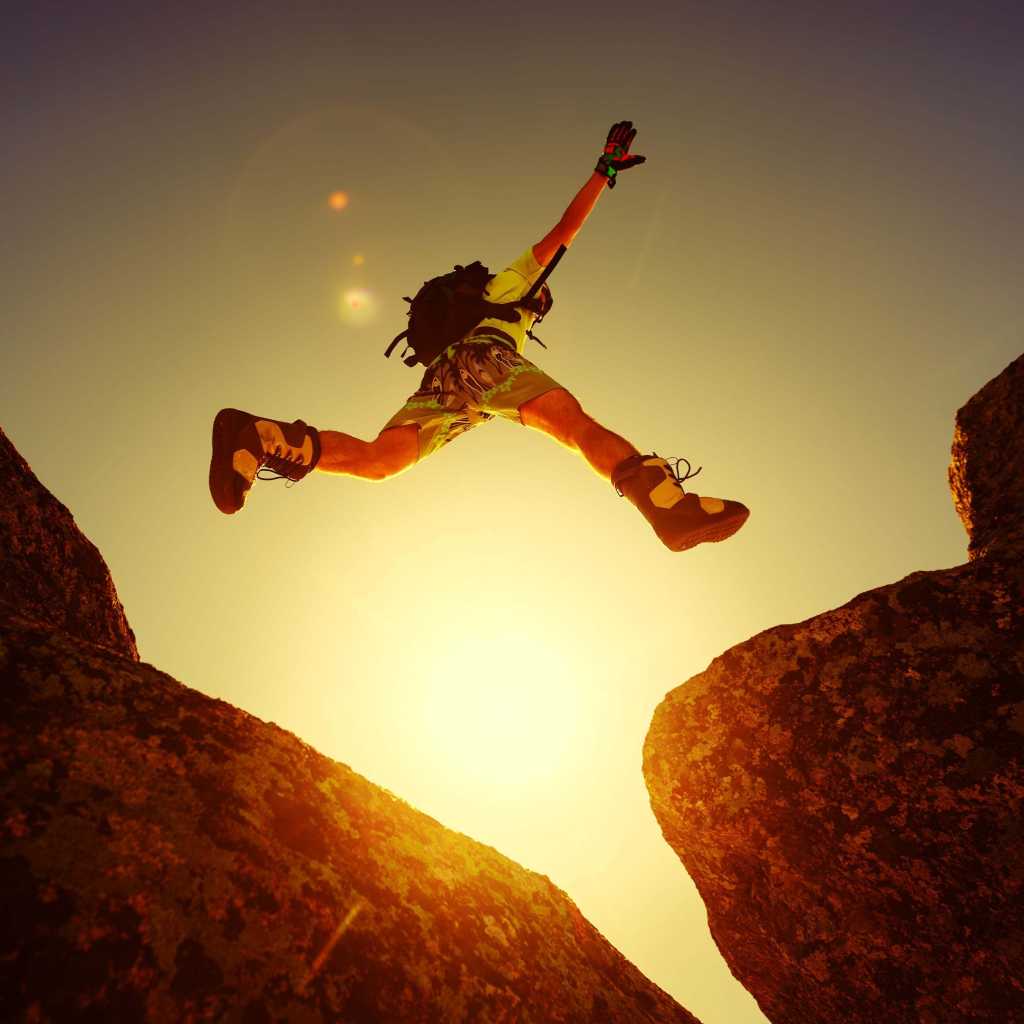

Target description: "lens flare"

left=338, top=287, right=376, bottom=326
left=328, top=191, right=349, bottom=211
left=352, top=253, right=365, bottom=266
left=302, top=899, right=365, bottom=991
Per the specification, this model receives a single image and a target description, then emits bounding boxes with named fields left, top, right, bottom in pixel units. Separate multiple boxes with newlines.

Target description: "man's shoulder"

left=485, top=247, right=543, bottom=299
left=505, top=245, right=543, bottom=279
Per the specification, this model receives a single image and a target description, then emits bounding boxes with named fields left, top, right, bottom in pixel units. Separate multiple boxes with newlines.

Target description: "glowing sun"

left=418, top=630, right=582, bottom=791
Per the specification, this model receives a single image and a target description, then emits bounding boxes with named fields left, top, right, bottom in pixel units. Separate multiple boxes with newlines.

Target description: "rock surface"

left=0, top=428, right=137, bottom=660
left=949, top=352, right=1024, bottom=561
left=0, top=429, right=698, bottom=1024
left=644, top=355, right=1024, bottom=1024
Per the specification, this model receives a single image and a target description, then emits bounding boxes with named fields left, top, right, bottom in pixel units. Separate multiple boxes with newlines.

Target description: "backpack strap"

left=384, top=246, right=566, bottom=365
left=384, top=329, right=408, bottom=358
left=466, top=326, right=517, bottom=346
left=521, top=243, right=566, bottom=305
left=512, top=244, right=564, bottom=351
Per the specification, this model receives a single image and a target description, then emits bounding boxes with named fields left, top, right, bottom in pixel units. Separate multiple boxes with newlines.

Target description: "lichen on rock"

left=949, top=351, right=1024, bottom=561
left=0, top=428, right=137, bottom=660
left=644, top=354, right=1024, bottom=1024
left=0, top=424, right=699, bottom=1023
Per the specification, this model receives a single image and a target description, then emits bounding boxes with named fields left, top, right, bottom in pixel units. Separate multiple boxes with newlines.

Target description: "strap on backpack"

left=383, top=329, right=409, bottom=360
left=521, top=243, right=566, bottom=306
left=385, top=243, right=567, bottom=366
left=383, top=328, right=421, bottom=366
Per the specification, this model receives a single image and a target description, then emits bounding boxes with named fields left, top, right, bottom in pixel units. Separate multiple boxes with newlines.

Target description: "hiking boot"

left=209, top=408, right=321, bottom=515
left=611, top=452, right=749, bottom=552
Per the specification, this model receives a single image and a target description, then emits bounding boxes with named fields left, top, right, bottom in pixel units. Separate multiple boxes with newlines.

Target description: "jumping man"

left=209, top=121, right=750, bottom=552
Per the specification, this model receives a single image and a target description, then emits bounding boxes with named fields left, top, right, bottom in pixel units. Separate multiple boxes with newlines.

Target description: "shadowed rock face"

left=644, top=354, right=1024, bottom=1024
left=0, top=429, right=699, bottom=1023
left=950, top=352, right=1024, bottom=561
left=0, top=428, right=137, bottom=660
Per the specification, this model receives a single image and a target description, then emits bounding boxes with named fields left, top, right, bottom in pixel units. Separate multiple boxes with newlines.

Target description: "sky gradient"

left=4, top=4, right=1023, bottom=1022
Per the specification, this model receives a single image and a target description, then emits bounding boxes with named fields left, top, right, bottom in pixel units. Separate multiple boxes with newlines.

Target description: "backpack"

left=383, top=258, right=557, bottom=368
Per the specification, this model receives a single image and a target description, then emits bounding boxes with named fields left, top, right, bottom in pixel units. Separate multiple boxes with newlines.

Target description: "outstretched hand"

left=595, top=121, right=646, bottom=188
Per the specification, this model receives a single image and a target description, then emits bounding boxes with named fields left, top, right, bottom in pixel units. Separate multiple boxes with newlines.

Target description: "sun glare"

left=417, top=630, right=582, bottom=792
left=328, top=190, right=349, bottom=210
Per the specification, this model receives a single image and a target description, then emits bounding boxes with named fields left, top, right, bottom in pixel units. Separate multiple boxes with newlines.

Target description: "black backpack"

left=384, top=245, right=566, bottom=368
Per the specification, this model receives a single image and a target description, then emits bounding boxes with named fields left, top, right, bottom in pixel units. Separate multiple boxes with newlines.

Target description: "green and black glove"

left=595, top=120, right=646, bottom=189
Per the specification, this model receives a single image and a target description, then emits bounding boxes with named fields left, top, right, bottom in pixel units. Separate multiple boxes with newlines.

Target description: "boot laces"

left=256, top=446, right=307, bottom=487
left=614, top=452, right=702, bottom=497
left=664, top=455, right=702, bottom=488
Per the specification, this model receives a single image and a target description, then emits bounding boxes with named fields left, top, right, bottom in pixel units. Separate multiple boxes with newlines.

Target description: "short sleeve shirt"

left=471, top=246, right=546, bottom=355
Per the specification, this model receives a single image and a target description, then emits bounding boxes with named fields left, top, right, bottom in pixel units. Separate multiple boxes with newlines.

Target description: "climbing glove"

left=595, top=120, right=646, bottom=189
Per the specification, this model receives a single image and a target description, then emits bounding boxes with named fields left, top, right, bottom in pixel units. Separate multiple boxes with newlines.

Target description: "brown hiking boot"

left=611, top=453, right=749, bottom=552
left=209, top=408, right=321, bottom=514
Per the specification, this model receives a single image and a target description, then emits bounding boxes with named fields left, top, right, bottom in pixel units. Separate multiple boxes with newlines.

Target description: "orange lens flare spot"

left=328, top=191, right=349, bottom=211
left=338, top=288, right=375, bottom=325
left=352, top=253, right=365, bottom=266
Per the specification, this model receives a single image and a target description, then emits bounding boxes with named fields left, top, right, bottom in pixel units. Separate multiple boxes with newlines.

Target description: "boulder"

left=0, top=428, right=137, bottom=660
left=644, top=355, right=1024, bottom=1023
left=950, top=352, right=1024, bottom=561
left=0, top=427, right=698, bottom=1024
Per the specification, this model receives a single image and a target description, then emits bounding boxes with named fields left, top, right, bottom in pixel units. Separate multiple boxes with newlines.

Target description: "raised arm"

left=533, top=172, right=608, bottom=268
left=532, top=121, right=647, bottom=268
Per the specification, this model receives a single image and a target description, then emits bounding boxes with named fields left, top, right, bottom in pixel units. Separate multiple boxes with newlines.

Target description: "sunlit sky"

left=4, top=4, right=1023, bottom=1022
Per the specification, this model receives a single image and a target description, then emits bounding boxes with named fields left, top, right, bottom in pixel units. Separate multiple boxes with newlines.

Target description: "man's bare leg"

left=316, top=424, right=419, bottom=481
left=519, top=388, right=638, bottom=479
left=519, top=387, right=749, bottom=551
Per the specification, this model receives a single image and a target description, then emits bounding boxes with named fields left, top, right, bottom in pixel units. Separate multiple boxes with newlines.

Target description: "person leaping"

left=208, top=121, right=749, bottom=552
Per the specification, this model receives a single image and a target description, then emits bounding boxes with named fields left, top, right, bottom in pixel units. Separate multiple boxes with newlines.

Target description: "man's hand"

left=532, top=121, right=647, bottom=266
left=595, top=120, right=646, bottom=189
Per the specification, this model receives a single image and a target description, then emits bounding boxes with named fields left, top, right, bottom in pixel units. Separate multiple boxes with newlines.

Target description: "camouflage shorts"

left=381, top=336, right=564, bottom=460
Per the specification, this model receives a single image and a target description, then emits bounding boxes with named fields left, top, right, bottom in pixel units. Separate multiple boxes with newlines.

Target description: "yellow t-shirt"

left=469, top=246, right=546, bottom=355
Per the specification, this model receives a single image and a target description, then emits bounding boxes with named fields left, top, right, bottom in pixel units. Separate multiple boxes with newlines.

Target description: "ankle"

left=570, top=418, right=633, bottom=478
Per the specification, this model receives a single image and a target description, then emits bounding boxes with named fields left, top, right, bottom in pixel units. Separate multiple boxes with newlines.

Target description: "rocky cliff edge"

left=0, top=426, right=699, bottom=1024
left=643, top=355, right=1024, bottom=1024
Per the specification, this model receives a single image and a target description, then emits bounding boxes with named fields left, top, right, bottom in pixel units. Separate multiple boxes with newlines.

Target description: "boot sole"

left=661, top=507, right=750, bottom=552
left=209, top=408, right=248, bottom=515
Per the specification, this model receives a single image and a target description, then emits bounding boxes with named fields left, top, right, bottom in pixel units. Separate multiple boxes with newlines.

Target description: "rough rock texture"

left=0, top=431, right=698, bottom=1023
left=949, top=352, right=1024, bottom=561
left=644, top=355, right=1024, bottom=1024
left=0, top=428, right=137, bottom=661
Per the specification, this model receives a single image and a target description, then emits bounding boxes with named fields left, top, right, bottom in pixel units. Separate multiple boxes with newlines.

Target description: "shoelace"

left=256, top=448, right=307, bottom=487
left=615, top=452, right=702, bottom=497
left=663, top=454, right=702, bottom=488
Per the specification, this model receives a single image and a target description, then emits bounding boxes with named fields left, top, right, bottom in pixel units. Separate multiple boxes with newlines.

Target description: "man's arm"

left=532, top=171, right=608, bottom=267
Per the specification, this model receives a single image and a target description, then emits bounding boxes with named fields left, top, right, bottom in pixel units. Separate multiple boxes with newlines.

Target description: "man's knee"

left=519, top=388, right=586, bottom=442
left=371, top=424, right=419, bottom=478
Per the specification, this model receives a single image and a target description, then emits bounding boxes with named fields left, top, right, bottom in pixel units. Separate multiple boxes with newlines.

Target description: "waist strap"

left=466, top=326, right=516, bottom=348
